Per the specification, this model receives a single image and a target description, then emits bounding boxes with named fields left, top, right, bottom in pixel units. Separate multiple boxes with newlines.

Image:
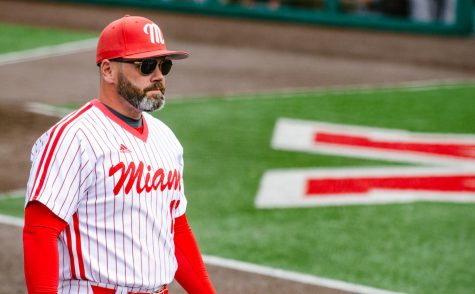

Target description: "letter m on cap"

left=143, top=23, right=165, bottom=45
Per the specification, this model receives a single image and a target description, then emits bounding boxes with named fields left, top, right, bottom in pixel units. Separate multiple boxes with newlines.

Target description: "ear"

left=100, top=60, right=116, bottom=84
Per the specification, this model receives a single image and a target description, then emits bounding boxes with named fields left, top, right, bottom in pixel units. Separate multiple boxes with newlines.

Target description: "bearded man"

left=23, top=15, right=216, bottom=294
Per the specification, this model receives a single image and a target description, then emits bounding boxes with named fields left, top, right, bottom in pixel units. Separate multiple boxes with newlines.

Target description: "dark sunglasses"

left=112, top=58, right=173, bottom=76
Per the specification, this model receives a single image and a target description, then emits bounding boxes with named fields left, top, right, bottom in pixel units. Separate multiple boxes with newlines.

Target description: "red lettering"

left=109, top=161, right=181, bottom=196
left=144, top=165, right=153, bottom=192
left=108, top=162, right=142, bottom=195
left=152, top=168, right=165, bottom=190
left=166, top=170, right=181, bottom=191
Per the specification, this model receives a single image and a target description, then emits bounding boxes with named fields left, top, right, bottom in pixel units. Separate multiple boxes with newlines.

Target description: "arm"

left=23, top=201, right=68, bottom=294
left=174, top=214, right=216, bottom=294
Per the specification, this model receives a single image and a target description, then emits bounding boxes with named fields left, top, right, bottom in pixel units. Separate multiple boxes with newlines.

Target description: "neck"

left=103, top=103, right=143, bottom=128
left=99, top=88, right=142, bottom=120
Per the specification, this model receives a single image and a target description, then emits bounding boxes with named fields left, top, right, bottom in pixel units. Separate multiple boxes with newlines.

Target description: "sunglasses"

left=112, top=58, right=173, bottom=76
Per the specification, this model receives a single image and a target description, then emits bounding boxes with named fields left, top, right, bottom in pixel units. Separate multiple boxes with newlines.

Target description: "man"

left=23, top=15, right=216, bottom=294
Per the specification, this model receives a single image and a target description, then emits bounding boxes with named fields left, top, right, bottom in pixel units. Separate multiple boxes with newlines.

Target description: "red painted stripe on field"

left=32, top=104, right=92, bottom=200
left=73, top=213, right=87, bottom=280
left=306, top=175, right=475, bottom=195
left=314, top=132, right=475, bottom=159
left=65, top=226, right=77, bottom=279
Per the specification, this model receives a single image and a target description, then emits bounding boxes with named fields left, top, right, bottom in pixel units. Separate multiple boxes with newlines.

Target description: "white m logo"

left=143, top=23, right=165, bottom=45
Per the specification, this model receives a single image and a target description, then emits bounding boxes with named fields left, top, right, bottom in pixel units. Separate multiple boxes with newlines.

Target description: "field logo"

left=255, top=118, right=475, bottom=208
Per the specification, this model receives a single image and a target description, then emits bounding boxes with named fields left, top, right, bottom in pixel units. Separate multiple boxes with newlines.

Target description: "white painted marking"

left=0, top=38, right=97, bottom=66
left=0, top=189, right=26, bottom=200
left=255, top=167, right=475, bottom=208
left=170, top=79, right=475, bottom=103
left=271, top=118, right=475, bottom=167
left=0, top=214, right=23, bottom=227
left=203, top=255, right=405, bottom=294
left=25, top=102, right=72, bottom=118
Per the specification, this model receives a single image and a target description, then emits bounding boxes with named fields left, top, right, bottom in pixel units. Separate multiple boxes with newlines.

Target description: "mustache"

left=143, top=83, right=165, bottom=93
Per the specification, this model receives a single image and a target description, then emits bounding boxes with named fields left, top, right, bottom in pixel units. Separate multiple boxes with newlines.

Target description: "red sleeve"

left=173, top=214, right=216, bottom=294
left=23, top=201, right=68, bottom=294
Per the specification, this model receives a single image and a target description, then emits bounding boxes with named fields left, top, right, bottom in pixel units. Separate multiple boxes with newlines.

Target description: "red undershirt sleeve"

left=173, top=214, right=216, bottom=294
left=23, top=201, right=68, bottom=294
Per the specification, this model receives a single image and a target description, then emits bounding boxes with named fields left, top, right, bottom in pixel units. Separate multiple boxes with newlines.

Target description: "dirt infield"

left=0, top=0, right=474, bottom=293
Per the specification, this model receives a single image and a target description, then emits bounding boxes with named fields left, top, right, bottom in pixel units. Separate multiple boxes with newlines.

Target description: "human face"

left=115, top=60, right=167, bottom=112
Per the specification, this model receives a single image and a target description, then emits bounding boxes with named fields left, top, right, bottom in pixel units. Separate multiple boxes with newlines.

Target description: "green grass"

left=0, top=22, right=96, bottom=54
left=0, top=196, right=24, bottom=217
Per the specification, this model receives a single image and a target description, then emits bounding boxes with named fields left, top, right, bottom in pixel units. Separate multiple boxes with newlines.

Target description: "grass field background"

left=0, top=24, right=474, bottom=294
left=0, top=22, right=96, bottom=54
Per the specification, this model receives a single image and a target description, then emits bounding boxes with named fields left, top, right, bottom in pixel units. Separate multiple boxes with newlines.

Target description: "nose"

left=150, top=64, right=165, bottom=83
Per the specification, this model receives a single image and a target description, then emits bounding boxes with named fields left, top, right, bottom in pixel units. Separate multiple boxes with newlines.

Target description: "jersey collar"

left=91, top=99, right=149, bottom=142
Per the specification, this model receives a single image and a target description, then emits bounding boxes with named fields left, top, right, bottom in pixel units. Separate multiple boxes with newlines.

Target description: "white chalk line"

left=0, top=38, right=98, bottom=66
left=25, top=102, right=72, bottom=118
left=171, top=78, right=475, bottom=103
left=0, top=214, right=23, bottom=227
left=203, top=255, right=405, bottom=294
left=0, top=189, right=26, bottom=199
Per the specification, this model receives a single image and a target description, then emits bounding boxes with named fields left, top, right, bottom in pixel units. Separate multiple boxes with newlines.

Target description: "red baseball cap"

left=96, top=15, right=189, bottom=64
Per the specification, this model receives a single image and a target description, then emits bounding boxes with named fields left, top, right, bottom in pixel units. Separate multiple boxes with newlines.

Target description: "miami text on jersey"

left=109, top=161, right=182, bottom=195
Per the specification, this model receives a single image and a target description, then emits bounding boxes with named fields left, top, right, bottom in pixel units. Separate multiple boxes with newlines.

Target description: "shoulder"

left=31, top=102, right=95, bottom=158
left=51, top=102, right=95, bottom=138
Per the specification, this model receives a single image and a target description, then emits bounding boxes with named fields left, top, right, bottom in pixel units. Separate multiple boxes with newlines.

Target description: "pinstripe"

left=65, top=225, right=77, bottom=279
left=73, top=213, right=87, bottom=279
left=67, top=280, right=72, bottom=294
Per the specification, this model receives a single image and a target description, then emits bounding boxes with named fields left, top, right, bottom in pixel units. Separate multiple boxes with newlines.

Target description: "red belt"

left=91, top=285, right=168, bottom=294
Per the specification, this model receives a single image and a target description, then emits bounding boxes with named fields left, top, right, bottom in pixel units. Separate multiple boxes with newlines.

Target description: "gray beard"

left=117, top=72, right=165, bottom=112
left=137, top=95, right=165, bottom=112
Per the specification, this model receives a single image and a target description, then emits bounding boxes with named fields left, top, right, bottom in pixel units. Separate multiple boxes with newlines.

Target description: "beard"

left=117, top=72, right=166, bottom=112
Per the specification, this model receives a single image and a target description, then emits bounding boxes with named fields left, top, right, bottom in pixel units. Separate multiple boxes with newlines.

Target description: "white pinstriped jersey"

left=26, top=99, right=187, bottom=293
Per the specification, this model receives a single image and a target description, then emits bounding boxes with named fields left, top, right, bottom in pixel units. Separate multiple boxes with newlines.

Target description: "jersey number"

left=169, top=199, right=181, bottom=234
